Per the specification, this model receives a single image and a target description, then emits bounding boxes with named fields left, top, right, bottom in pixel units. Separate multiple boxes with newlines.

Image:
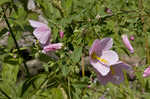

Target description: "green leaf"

left=52, top=26, right=58, bottom=41
left=64, top=0, right=72, bottom=16
left=1, top=63, right=19, bottom=84
left=62, top=65, right=69, bottom=77
left=50, top=88, right=64, bottom=99
left=0, top=0, right=11, bottom=5
left=7, top=36, right=14, bottom=49
left=20, top=74, right=47, bottom=97
left=0, top=28, right=8, bottom=38
left=3, top=55, right=19, bottom=65
left=71, top=47, right=82, bottom=63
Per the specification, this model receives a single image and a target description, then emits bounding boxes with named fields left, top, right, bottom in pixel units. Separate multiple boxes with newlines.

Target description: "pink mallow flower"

left=29, top=20, right=51, bottom=46
left=122, top=34, right=134, bottom=53
left=29, top=20, right=62, bottom=53
left=89, top=38, right=131, bottom=85
left=42, top=43, right=63, bottom=53
left=143, top=66, right=150, bottom=77
left=59, top=30, right=64, bottom=38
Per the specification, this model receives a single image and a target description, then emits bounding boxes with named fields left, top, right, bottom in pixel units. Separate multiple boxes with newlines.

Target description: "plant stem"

left=68, top=77, right=71, bottom=99
left=81, top=55, right=85, bottom=77
left=0, top=88, right=11, bottom=99
left=2, top=7, right=30, bottom=77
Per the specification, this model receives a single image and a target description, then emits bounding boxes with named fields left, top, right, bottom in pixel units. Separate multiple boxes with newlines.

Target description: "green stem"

left=0, top=88, right=11, bottom=99
left=2, top=7, right=30, bottom=77
left=68, top=77, right=71, bottom=99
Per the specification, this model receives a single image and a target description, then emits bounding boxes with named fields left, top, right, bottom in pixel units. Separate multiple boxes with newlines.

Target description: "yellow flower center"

left=91, top=52, right=108, bottom=64
left=91, top=52, right=115, bottom=75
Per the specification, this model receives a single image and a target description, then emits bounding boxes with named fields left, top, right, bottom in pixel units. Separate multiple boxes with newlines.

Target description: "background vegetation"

left=0, top=0, right=150, bottom=99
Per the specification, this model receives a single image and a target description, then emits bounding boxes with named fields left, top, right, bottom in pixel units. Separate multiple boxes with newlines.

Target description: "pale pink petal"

left=97, top=70, right=113, bottom=85
left=113, top=62, right=132, bottom=71
left=122, top=34, right=134, bottom=53
left=43, top=43, right=63, bottom=53
left=100, top=50, right=119, bottom=65
left=100, top=38, right=113, bottom=50
left=33, top=26, right=51, bottom=45
left=97, top=63, right=125, bottom=85
left=89, top=39, right=102, bottom=57
left=89, top=38, right=113, bottom=57
left=90, top=61, right=110, bottom=76
left=29, top=20, right=48, bottom=28
left=143, top=66, right=150, bottom=77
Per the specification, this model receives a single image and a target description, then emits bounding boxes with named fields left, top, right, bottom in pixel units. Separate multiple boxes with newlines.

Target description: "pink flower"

left=143, top=66, right=150, bottom=77
left=29, top=20, right=63, bottom=53
left=59, top=30, right=64, bottom=38
left=105, top=8, right=112, bottom=15
left=29, top=20, right=51, bottom=46
left=130, top=35, right=134, bottom=41
left=122, top=34, right=134, bottom=53
left=89, top=38, right=131, bottom=85
left=42, top=43, right=63, bottom=53
left=87, top=85, right=91, bottom=88
left=97, top=62, right=131, bottom=85
left=7, top=32, right=10, bottom=35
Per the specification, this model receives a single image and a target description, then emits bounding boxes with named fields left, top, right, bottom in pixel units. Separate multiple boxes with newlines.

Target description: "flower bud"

left=130, top=35, right=134, bottom=41
left=105, top=7, right=112, bottom=15
left=143, top=66, right=150, bottom=77
left=122, top=34, right=134, bottom=53
left=59, top=30, right=64, bottom=38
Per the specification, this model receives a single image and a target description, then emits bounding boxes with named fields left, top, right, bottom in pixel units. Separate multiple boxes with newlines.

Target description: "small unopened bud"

left=59, top=30, right=64, bottom=38
left=105, top=7, right=112, bottom=15
left=122, top=34, right=134, bottom=53
left=130, top=35, right=134, bottom=41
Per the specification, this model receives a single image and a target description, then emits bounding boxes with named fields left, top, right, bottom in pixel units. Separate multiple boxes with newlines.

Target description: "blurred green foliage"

left=0, top=0, right=150, bottom=99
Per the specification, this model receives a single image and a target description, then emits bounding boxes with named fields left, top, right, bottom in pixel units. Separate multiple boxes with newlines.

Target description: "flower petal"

left=100, top=38, right=113, bottom=50
left=89, top=38, right=113, bottom=57
left=89, top=39, right=102, bottom=57
left=100, top=50, right=118, bottom=65
left=112, top=62, right=132, bottom=71
left=33, top=26, right=51, bottom=45
left=143, top=66, right=150, bottom=77
left=43, top=43, right=63, bottom=53
left=90, top=61, right=110, bottom=76
left=29, top=20, right=48, bottom=28
left=97, top=64, right=125, bottom=85
left=122, top=34, right=134, bottom=53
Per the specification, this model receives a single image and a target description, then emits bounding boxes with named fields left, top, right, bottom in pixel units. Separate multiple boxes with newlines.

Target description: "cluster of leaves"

left=1, top=0, right=150, bottom=99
